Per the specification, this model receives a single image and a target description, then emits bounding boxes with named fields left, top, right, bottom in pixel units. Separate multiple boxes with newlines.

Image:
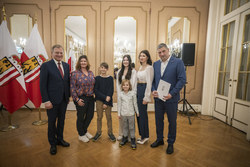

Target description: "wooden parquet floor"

left=0, top=109, right=250, bottom=167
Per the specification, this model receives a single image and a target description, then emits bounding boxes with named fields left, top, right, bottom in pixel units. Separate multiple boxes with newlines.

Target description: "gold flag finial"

left=34, top=13, right=37, bottom=24
left=2, top=6, right=6, bottom=20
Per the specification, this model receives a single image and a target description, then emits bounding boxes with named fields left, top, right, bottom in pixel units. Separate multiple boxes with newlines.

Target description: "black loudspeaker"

left=181, top=43, right=195, bottom=66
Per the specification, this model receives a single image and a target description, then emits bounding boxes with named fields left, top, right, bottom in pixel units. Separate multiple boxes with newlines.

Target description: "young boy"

left=93, top=62, right=116, bottom=142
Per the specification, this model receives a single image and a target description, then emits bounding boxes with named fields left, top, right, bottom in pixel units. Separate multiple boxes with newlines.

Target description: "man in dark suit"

left=40, top=44, right=70, bottom=155
left=151, top=43, right=186, bottom=154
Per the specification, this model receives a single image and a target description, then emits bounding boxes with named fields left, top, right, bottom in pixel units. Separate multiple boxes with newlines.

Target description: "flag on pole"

left=0, top=20, right=28, bottom=113
left=20, top=23, right=48, bottom=108
left=67, top=48, right=76, bottom=73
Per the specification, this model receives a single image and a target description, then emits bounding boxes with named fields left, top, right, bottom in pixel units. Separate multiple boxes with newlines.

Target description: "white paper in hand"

left=157, top=79, right=171, bottom=102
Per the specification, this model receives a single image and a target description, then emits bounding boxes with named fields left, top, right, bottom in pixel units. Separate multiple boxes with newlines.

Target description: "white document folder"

left=157, top=79, right=171, bottom=102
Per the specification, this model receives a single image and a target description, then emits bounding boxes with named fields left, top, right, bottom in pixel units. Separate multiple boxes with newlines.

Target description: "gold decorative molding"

left=104, top=5, right=148, bottom=66
left=214, top=97, right=228, bottom=116
left=232, top=102, right=250, bottom=125
left=157, top=6, right=201, bottom=94
left=4, top=3, right=44, bottom=40
left=53, top=5, right=97, bottom=68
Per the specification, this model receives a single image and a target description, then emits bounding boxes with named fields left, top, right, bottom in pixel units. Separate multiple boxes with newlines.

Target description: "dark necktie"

left=58, top=62, right=64, bottom=78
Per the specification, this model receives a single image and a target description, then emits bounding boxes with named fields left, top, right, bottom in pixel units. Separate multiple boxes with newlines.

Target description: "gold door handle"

left=233, top=80, right=237, bottom=82
left=228, top=79, right=232, bottom=81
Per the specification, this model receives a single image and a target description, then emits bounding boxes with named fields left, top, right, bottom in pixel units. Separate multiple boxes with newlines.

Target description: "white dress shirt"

left=161, top=55, right=171, bottom=77
left=53, top=59, right=64, bottom=75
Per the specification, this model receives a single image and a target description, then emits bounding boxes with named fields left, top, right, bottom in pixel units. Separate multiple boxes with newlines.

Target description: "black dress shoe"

left=166, top=144, right=174, bottom=154
left=150, top=140, right=164, bottom=148
left=57, top=140, right=70, bottom=147
left=50, top=145, right=57, bottom=155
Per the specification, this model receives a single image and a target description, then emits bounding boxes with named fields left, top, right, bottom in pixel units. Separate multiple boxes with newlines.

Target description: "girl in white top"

left=136, top=50, right=154, bottom=144
left=116, top=55, right=137, bottom=140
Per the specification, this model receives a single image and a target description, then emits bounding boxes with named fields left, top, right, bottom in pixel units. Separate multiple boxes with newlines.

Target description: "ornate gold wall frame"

left=157, top=6, right=202, bottom=103
left=52, top=3, right=98, bottom=72
left=9, top=14, right=33, bottom=54
left=104, top=5, right=149, bottom=70
left=3, top=3, right=43, bottom=40
left=9, top=14, right=33, bottom=35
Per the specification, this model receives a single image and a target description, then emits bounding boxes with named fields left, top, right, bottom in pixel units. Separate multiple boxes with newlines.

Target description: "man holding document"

left=151, top=43, right=186, bottom=154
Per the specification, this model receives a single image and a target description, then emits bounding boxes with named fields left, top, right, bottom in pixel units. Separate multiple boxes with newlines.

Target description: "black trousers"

left=47, top=99, right=68, bottom=146
left=155, top=100, right=177, bottom=144
left=74, top=95, right=94, bottom=136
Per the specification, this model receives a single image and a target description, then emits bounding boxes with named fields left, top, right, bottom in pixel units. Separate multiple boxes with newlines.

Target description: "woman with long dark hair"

left=116, top=55, right=137, bottom=140
left=136, top=50, right=153, bottom=144
left=70, top=55, right=95, bottom=143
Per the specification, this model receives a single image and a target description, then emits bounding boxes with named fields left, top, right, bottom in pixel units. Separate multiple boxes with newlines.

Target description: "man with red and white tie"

left=40, top=44, right=70, bottom=155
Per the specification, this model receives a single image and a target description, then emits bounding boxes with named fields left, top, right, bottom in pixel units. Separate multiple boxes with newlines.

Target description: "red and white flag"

left=20, top=23, right=48, bottom=108
left=0, top=20, right=28, bottom=113
left=67, top=48, right=76, bottom=73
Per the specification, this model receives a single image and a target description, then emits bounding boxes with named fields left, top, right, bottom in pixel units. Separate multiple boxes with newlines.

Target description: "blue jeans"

left=137, top=83, right=149, bottom=139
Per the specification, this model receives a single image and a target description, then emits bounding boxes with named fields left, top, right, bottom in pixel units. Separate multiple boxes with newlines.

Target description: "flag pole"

left=30, top=13, right=47, bottom=126
left=2, top=6, right=6, bottom=21
left=32, top=107, right=47, bottom=126
left=0, top=104, right=4, bottom=117
left=0, top=112, right=19, bottom=132
left=34, top=13, right=37, bottom=24
left=1, top=7, right=5, bottom=119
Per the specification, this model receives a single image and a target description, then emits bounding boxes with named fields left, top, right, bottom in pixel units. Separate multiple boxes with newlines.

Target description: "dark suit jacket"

left=40, top=59, right=70, bottom=105
left=152, top=56, right=186, bottom=103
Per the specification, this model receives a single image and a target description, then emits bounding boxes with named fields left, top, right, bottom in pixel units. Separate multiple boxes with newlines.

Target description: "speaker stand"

left=178, top=82, right=197, bottom=125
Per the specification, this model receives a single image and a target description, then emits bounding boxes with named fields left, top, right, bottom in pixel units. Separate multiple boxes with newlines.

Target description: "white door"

left=231, top=9, right=250, bottom=133
left=213, top=16, right=240, bottom=124
left=213, top=9, right=250, bottom=135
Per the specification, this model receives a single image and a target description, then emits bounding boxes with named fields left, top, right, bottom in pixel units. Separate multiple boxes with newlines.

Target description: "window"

left=225, top=0, right=249, bottom=15
left=236, top=14, right=250, bottom=101
left=217, top=21, right=235, bottom=96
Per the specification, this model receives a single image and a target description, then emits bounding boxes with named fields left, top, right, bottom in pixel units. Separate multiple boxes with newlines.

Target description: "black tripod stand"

left=178, top=78, right=197, bottom=125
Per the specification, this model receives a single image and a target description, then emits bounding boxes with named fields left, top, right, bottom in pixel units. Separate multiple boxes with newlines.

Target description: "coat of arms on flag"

left=0, top=20, right=28, bottom=113
left=0, top=55, right=22, bottom=86
left=20, top=23, right=48, bottom=108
